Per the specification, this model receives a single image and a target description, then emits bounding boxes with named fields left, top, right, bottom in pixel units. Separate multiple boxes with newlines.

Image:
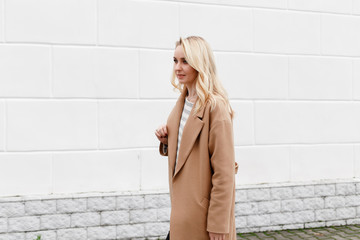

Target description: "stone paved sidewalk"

left=237, top=224, right=360, bottom=239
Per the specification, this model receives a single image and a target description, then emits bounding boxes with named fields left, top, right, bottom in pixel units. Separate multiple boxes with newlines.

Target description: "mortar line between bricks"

left=2, top=42, right=360, bottom=60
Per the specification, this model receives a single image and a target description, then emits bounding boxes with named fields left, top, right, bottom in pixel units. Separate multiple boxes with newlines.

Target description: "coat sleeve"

left=207, top=119, right=235, bottom=234
left=159, top=142, right=168, bottom=156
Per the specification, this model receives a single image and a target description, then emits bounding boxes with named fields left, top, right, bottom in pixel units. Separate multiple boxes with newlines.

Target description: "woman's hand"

left=155, top=124, right=168, bottom=145
left=209, top=232, right=225, bottom=240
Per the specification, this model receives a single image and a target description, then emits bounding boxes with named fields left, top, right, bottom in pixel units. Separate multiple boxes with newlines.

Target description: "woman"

left=155, top=36, right=238, bottom=240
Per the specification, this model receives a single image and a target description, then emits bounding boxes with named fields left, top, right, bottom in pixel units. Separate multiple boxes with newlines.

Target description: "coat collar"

left=167, top=86, right=205, bottom=178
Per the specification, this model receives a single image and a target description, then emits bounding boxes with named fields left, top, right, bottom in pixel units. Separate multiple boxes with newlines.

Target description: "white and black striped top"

left=175, top=98, right=194, bottom=170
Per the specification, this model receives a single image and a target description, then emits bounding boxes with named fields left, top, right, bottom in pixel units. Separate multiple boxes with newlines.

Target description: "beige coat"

left=159, top=87, right=238, bottom=240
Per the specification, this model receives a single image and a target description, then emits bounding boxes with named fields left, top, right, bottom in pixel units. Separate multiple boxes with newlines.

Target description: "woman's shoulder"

left=207, top=98, right=232, bottom=123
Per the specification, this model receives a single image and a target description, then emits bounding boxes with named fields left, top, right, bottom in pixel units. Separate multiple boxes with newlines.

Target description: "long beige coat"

left=159, top=87, right=238, bottom=240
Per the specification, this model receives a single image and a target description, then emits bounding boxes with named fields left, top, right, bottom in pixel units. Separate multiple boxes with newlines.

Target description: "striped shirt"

left=174, top=98, right=194, bottom=170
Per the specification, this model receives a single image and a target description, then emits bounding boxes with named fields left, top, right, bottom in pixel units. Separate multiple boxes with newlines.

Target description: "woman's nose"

left=174, top=62, right=181, bottom=71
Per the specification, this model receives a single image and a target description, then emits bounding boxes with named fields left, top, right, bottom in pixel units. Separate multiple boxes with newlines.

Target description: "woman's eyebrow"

left=173, top=57, right=186, bottom=60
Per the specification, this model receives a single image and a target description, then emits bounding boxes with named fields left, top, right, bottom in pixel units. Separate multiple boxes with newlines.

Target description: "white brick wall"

left=0, top=180, right=357, bottom=239
left=0, top=0, right=358, bottom=208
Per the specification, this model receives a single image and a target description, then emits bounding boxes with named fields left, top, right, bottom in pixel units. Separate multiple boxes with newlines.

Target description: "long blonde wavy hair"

left=171, top=36, right=234, bottom=119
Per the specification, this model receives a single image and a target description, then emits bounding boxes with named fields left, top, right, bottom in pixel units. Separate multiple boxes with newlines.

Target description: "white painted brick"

left=180, top=4, right=252, bottom=51
left=289, top=0, right=352, bottom=14
left=356, top=145, right=360, bottom=178
left=336, top=207, right=357, bottom=219
left=293, top=211, right=315, bottom=223
left=254, top=10, right=320, bottom=54
left=235, top=216, right=247, bottom=228
left=7, top=101, right=97, bottom=151
left=293, top=186, right=314, bottom=198
left=314, top=184, right=336, bottom=196
left=25, top=200, right=56, bottom=215
left=87, top=197, right=116, bottom=211
left=144, top=222, right=169, bottom=236
left=0, top=101, right=4, bottom=151
left=0, top=202, right=25, bottom=217
left=99, top=0, right=178, bottom=48
left=289, top=56, right=352, bottom=100
left=57, top=228, right=87, bottom=240
left=281, top=224, right=304, bottom=231
left=315, top=209, right=337, bottom=221
left=326, top=220, right=347, bottom=226
left=217, top=0, right=287, bottom=8
left=355, top=0, right=360, bottom=14
left=354, top=60, right=360, bottom=99
left=8, top=216, right=40, bottom=232
left=57, top=198, right=87, bottom=213
left=139, top=50, right=178, bottom=99
left=26, top=230, right=56, bottom=240
left=271, top=212, right=294, bottom=225
left=247, top=189, right=271, bottom=201
left=0, top=45, right=50, bottom=97
left=6, top=0, right=96, bottom=44
left=235, top=146, right=290, bottom=185
left=257, top=201, right=281, bottom=214
left=53, top=151, right=140, bottom=193
left=256, top=102, right=360, bottom=144
left=101, top=210, right=129, bottom=225
left=140, top=150, right=169, bottom=190
left=0, top=233, right=25, bottom=240
left=71, top=212, right=100, bottom=227
left=216, top=53, right=288, bottom=99
left=0, top=218, right=6, bottom=233
left=282, top=199, right=304, bottom=212
left=305, top=221, right=326, bottom=228
left=117, top=195, right=144, bottom=210
left=303, top=197, right=324, bottom=210
left=235, top=189, right=247, bottom=203
left=235, top=203, right=258, bottom=216
left=40, top=214, right=70, bottom=229
left=87, top=226, right=116, bottom=240
left=99, top=101, right=174, bottom=148
left=325, top=196, right=346, bottom=208
left=231, top=102, right=254, bottom=146
left=291, top=145, right=354, bottom=181
left=117, top=224, right=144, bottom=238
left=271, top=187, right=293, bottom=200
left=357, top=181, right=360, bottom=194
left=53, top=46, right=139, bottom=98
left=0, top=154, right=52, bottom=196
left=336, top=183, right=356, bottom=195
left=322, top=15, right=360, bottom=56
left=157, top=208, right=170, bottom=222
left=0, top=0, right=3, bottom=42
left=144, top=194, right=170, bottom=209
left=358, top=206, right=360, bottom=217
left=130, top=209, right=157, bottom=223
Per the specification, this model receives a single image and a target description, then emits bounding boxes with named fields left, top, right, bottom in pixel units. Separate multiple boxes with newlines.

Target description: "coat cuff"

left=159, top=142, right=168, bottom=156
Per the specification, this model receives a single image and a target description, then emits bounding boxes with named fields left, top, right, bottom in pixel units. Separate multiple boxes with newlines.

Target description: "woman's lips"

left=177, top=74, right=185, bottom=79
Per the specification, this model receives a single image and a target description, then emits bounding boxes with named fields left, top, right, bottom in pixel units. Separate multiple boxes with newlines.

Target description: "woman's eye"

left=173, top=59, right=178, bottom=63
left=183, top=60, right=187, bottom=64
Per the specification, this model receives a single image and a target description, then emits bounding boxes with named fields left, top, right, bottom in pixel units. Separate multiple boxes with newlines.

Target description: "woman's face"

left=173, top=46, right=198, bottom=86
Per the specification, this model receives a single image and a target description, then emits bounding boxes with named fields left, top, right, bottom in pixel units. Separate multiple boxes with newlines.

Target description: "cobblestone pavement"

left=237, top=224, right=360, bottom=239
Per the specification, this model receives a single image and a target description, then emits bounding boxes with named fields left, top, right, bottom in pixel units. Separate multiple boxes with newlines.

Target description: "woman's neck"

left=186, top=84, right=197, bottom=102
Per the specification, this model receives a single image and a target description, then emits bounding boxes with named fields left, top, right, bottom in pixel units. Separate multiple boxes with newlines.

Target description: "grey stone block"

left=87, top=226, right=116, bottom=240
left=57, top=228, right=87, bottom=240
left=101, top=210, right=129, bottom=225
left=87, top=197, right=116, bottom=211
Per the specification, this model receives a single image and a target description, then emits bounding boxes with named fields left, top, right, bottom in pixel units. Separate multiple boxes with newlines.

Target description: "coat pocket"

left=200, top=197, right=209, bottom=210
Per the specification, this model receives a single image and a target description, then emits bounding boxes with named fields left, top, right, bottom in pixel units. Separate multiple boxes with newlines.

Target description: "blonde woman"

left=155, top=36, right=238, bottom=240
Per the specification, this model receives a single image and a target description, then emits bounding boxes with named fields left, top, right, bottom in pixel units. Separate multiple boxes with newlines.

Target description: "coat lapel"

left=167, top=87, right=187, bottom=177
left=173, top=90, right=206, bottom=178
